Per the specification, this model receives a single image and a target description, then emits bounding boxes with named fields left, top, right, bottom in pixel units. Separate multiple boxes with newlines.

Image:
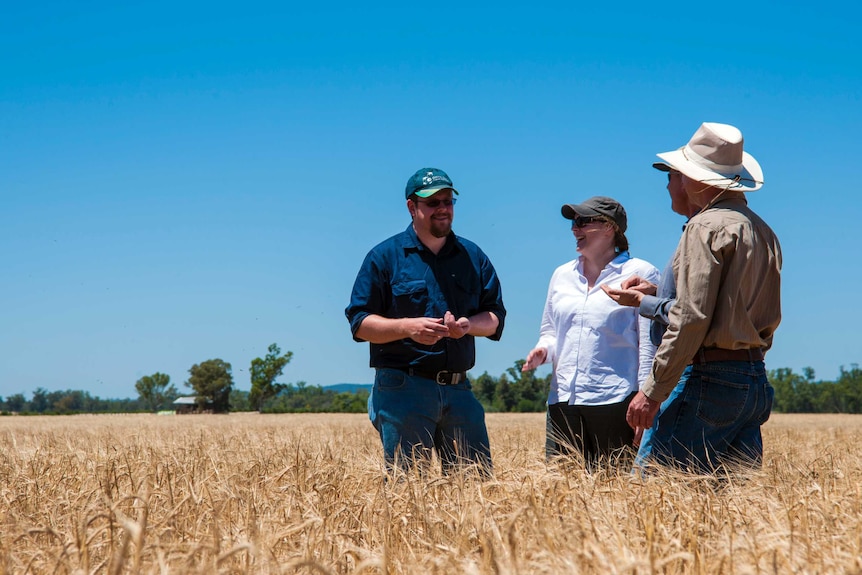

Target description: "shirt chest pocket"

left=391, top=280, right=428, bottom=317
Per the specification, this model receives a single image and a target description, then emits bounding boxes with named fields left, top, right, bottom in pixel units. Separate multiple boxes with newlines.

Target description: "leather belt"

left=405, top=368, right=466, bottom=385
left=691, top=347, right=764, bottom=364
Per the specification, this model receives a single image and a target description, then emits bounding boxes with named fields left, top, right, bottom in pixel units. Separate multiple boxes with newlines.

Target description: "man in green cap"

left=346, top=167, right=506, bottom=475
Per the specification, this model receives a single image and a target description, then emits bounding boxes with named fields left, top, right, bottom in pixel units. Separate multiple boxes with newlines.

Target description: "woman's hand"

left=522, top=348, right=548, bottom=371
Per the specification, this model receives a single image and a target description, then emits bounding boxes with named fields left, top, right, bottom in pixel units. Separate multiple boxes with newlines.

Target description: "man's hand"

left=522, top=348, right=548, bottom=371
left=633, top=426, right=644, bottom=447
left=601, top=285, right=645, bottom=307
left=443, top=311, right=470, bottom=339
left=601, top=275, right=658, bottom=307
left=403, top=317, right=450, bottom=346
left=621, top=275, right=658, bottom=294
left=626, top=391, right=661, bottom=430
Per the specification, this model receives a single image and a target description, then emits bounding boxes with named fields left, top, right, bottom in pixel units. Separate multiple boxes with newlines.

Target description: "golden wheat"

left=0, top=412, right=860, bottom=574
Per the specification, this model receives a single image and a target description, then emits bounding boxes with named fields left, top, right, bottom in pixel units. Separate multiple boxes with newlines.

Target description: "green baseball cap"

left=405, top=167, right=460, bottom=199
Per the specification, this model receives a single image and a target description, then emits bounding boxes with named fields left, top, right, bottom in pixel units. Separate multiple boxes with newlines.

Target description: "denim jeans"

left=368, top=367, right=492, bottom=474
left=635, top=361, right=774, bottom=474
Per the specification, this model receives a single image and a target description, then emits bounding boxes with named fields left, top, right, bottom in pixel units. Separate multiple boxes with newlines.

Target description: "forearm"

left=636, top=315, right=657, bottom=387
left=466, top=311, right=499, bottom=337
left=643, top=228, right=721, bottom=400
left=643, top=306, right=711, bottom=401
left=355, top=315, right=412, bottom=344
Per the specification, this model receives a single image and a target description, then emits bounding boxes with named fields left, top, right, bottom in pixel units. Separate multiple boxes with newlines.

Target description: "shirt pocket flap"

left=392, top=279, right=427, bottom=296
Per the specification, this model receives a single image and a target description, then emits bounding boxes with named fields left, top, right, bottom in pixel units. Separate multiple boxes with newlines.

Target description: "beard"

left=430, top=219, right=452, bottom=238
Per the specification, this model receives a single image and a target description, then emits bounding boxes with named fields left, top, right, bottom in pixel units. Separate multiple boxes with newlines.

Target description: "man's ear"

left=407, top=198, right=416, bottom=218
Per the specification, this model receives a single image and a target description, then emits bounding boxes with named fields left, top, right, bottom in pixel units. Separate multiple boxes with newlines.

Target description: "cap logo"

left=422, top=172, right=434, bottom=185
left=421, top=172, right=449, bottom=186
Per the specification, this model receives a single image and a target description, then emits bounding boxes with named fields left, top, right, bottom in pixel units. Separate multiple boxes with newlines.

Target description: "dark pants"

left=546, top=391, right=637, bottom=469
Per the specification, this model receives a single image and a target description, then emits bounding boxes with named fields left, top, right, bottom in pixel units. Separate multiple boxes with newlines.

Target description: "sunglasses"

left=416, top=197, right=457, bottom=208
left=571, top=215, right=603, bottom=228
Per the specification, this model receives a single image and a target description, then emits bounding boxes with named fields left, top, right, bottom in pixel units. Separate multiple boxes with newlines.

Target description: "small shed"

left=172, top=396, right=212, bottom=414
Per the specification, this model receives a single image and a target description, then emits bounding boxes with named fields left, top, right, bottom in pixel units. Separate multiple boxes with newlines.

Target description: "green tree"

left=135, top=372, right=179, bottom=412
left=186, top=359, right=233, bottom=413
left=493, top=374, right=516, bottom=412
left=770, top=367, right=817, bottom=412
left=506, top=359, right=548, bottom=412
left=249, top=343, right=293, bottom=411
left=230, top=388, right=251, bottom=412
left=472, top=371, right=498, bottom=409
left=5, top=393, right=25, bottom=412
left=836, top=364, right=862, bottom=413
left=31, top=387, right=49, bottom=413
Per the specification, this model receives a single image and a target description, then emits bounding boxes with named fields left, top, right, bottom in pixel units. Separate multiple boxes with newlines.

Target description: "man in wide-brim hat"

left=625, top=122, right=783, bottom=474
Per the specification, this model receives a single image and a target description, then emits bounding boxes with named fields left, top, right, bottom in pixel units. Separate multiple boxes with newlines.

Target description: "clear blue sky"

left=2, top=1, right=860, bottom=399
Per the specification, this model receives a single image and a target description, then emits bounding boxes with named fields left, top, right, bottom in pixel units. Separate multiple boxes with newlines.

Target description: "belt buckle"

left=436, top=371, right=460, bottom=385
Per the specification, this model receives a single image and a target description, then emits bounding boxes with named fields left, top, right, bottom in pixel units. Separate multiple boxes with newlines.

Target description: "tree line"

left=2, top=346, right=862, bottom=415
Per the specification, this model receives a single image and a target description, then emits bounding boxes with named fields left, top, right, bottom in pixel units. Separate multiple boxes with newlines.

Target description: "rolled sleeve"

left=345, top=252, right=384, bottom=342
left=479, top=256, right=506, bottom=341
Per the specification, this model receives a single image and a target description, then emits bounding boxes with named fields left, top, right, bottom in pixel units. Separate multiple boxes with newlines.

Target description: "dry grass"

left=1, top=412, right=861, bottom=574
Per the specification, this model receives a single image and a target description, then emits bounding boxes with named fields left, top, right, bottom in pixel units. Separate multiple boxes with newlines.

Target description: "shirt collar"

left=576, top=250, right=631, bottom=273
left=400, top=224, right=458, bottom=253
left=700, top=190, right=748, bottom=214
left=713, top=191, right=748, bottom=205
left=607, top=251, right=631, bottom=271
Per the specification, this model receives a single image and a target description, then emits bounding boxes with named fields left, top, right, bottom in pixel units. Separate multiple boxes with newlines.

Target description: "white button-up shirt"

left=534, top=252, right=660, bottom=405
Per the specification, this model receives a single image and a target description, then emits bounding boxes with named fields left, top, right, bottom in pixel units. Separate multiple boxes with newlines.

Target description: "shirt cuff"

left=639, top=295, right=663, bottom=321
left=641, top=374, right=674, bottom=402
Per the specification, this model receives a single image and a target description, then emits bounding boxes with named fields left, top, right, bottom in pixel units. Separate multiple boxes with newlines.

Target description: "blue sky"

left=2, top=1, right=860, bottom=399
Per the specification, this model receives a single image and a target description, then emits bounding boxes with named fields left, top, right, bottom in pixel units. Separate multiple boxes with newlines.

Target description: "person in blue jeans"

left=346, top=167, right=506, bottom=475
left=606, top=123, right=782, bottom=474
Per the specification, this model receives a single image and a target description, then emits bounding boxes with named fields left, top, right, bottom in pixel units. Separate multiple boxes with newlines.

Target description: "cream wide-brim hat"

left=654, top=122, right=764, bottom=192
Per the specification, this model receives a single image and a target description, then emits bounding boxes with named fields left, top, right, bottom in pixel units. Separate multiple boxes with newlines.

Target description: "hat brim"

left=655, top=148, right=763, bottom=191
left=414, top=186, right=459, bottom=198
left=561, top=203, right=601, bottom=219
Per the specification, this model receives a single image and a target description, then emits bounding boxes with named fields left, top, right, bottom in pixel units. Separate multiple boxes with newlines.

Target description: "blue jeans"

left=368, top=368, right=492, bottom=474
left=635, top=361, right=774, bottom=474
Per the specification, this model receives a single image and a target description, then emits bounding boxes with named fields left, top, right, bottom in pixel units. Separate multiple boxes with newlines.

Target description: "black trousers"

left=546, top=391, right=636, bottom=468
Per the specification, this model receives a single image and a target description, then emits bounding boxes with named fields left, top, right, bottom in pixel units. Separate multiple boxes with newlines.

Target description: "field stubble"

left=1, top=412, right=861, bottom=574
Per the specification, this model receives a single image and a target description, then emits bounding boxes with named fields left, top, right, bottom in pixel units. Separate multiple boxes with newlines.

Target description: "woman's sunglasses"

left=571, top=215, right=602, bottom=228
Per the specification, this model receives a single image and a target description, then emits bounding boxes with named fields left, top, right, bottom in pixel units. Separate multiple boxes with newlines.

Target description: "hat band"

left=682, top=145, right=743, bottom=176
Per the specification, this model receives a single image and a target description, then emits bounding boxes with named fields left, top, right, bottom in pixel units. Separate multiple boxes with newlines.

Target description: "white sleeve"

left=534, top=270, right=559, bottom=365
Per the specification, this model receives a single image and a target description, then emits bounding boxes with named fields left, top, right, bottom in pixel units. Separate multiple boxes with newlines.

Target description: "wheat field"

left=0, top=412, right=860, bottom=574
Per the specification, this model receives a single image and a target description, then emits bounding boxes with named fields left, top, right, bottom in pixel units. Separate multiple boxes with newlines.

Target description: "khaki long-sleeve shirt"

left=641, top=193, right=782, bottom=401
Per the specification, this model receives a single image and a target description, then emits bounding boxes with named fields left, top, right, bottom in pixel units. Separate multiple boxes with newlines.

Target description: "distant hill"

left=325, top=383, right=373, bottom=394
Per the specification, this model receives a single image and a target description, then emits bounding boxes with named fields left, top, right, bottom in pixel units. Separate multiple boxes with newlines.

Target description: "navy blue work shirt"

left=346, top=224, right=506, bottom=373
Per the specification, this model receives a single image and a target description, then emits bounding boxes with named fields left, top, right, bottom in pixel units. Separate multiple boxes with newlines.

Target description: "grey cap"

left=561, top=196, right=627, bottom=233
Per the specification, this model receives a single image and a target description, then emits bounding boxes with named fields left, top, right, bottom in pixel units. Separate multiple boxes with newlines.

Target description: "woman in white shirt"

left=523, top=196, right=659, bottom=468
